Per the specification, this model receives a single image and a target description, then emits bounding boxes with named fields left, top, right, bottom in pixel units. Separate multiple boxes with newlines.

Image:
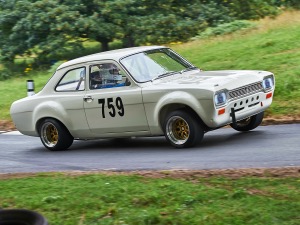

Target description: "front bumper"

left=208, top=90, right=274, bottom=128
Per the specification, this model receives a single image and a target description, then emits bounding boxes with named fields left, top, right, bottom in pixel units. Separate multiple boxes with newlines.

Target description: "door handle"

left=83, top=96, right=94, bottom=102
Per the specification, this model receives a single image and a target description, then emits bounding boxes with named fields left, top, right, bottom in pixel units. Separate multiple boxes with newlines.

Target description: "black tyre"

left=163, top=110, right=204, bottom=148
left=39, top=118, right=73, bottom=151
left=0, top=209, right=48, bottom=225
left=230, top=111, right=264, bottom=132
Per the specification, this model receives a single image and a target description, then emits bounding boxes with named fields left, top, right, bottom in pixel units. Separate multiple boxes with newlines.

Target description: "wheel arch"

left=33, top=101, right=72, bottom=135
left=148, top=91, right=210, bottom=133
left=35, top=117, right=73, bottom=137
left=158, top=103, right=208, bottom=132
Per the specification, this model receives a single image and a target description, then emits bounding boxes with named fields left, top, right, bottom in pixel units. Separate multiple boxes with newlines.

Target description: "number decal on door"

left=98, top=97, right=124, bottom=118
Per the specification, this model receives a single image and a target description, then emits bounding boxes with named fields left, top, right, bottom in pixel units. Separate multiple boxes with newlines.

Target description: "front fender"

left=146, top=91, right=210, bottom=134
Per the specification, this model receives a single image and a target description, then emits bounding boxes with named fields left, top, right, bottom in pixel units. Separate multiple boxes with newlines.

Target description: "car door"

left=83, top=61, right=150, bottom=135
left=53, top=66, right=92, bottom=136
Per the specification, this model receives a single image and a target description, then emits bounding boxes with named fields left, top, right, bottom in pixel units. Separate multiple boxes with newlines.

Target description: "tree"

left=0, top=0, right=31, bottom=62
left=98, top=0, right=208, bottom=47
left=133, top=0, right=206, bottom=45
left=0, top=0, right=87, bottom=63
left=0, top=0, right=283, bottom=65
left=1, top=0, right=206, bottom=61
left=0, top=0, right=120, bottom=63
left=205, top=0, right=279, bottom=20
left=67, top=0, right=121, bottom=52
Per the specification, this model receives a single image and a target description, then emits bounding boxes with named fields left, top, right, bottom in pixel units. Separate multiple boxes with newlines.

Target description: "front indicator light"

left=218, top=108, right=225, bottom=115
left=266, top=92, right=272, bottom=99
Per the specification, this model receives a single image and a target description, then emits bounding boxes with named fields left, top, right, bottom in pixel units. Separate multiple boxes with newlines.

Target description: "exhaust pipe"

left=27, top=80, right=35, bottom=96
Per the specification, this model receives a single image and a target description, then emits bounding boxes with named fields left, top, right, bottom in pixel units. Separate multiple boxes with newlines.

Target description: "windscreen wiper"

left=151, top=71, right=178, bottom=82
left=180, top=66, right=199, bottom=74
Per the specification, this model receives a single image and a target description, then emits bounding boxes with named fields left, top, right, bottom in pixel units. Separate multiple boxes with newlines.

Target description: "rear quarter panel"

left=10, top=93, right=90, bottom=138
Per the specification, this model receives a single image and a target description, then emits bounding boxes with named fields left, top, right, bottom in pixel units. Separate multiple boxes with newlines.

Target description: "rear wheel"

left=230, top=111, right=264, bottom=131
left=164, top=110, right=204, bottom=148
left=39, top=118, right=73, bottom=151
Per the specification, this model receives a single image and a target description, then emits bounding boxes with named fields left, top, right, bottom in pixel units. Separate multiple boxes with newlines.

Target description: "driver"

left=90, top=71, right=103, bottom=89
left=90, top=64, right=128, bottom=89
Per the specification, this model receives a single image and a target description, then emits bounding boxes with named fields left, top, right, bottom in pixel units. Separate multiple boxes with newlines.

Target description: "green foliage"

left=0, top=0, right=295, bottom=70
left=0, top=0, right=204, bottom=65
left=0, top=66, right=14, bottom=80
left=0, top=173, right=299, bottom=224
left=0, top=0, right=85, bottom=64
left=200, top=2, right=233, bottom=26
left=272, top=0, right=300, bottom=9
left=0, top=61, right=31, bottom=81
left=132, top=1, right=206, bottom=45
left=194, top=20, right=257, bottom=39
left=205, top=0, right=280, bottom=20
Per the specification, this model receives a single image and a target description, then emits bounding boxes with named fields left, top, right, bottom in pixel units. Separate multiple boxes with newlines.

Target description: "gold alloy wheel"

left=41, top=122, right=58, bottom=147
left=166, top=116, right=190, bottom=145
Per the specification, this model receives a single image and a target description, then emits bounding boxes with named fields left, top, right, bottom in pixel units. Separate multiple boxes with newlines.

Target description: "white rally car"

left=10, top=46, right=275, bottom=150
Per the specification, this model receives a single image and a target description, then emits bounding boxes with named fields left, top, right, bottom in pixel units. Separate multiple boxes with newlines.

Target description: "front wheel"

left=230, top=111, right=264, bottom=132
left=163, top=110, right=204, bottom=148
left=39, top=119, right=73, bottom=151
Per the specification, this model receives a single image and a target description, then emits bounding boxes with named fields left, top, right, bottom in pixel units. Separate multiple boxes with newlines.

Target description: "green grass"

left=1, top=11, right=300, bottom=121
left=0, top=71, right=52, bottom=120
left=0, top=173, right=299, bottom=225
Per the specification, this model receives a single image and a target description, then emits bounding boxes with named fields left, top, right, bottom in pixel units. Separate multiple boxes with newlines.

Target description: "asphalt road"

left=0, top=124, right=299, bottom=174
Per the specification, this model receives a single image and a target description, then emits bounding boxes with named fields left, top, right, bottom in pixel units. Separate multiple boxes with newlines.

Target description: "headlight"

left=262, top=76, right=274, bottom=92
left=214, top=91, right=227, bottom=107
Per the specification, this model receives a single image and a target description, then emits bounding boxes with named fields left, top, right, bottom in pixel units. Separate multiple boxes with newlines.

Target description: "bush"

left=272, top=0, right=300, bottom=9
left=198, top=0, right=280, bottom=20
left=0, top=67, right=13, bottom=81
left=193, top=20, right=257, bottom=39
left=0, top=62, right=28, bottom=81
left=198, top=2, right=233, bottom=27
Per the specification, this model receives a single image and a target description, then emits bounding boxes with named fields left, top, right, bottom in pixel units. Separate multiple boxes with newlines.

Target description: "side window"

left=89, top=63, right=131, bottom=90
left=56, top=67, right=85, bottom=92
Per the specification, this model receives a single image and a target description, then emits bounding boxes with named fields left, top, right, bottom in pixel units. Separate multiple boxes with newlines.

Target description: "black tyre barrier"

left=0, top=209, right=48, bottom=225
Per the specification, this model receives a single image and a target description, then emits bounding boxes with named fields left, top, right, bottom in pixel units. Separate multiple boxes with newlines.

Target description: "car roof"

left=57, top=45, right=165, bottom=70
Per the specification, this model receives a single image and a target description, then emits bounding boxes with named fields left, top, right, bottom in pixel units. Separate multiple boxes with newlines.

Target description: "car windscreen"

left=120, top=48, right=193, bottom=82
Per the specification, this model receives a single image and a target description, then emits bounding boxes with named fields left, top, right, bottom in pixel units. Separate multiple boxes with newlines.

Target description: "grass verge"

left=0, top=168, right=299, bottom=225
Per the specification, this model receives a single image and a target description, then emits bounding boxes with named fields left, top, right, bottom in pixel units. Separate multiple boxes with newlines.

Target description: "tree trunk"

left=101, top=41, right=109, bottom=52
left=96, top=37, right=111, bottom=52
left=123, top=35, right=135, bottom=48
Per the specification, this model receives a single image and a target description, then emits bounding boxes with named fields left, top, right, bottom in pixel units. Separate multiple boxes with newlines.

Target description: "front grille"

left=228, top=82, right=263, bottom=100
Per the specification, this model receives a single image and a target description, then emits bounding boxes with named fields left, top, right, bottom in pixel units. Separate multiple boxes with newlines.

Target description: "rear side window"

left=56, top=67, right=86, bottom=91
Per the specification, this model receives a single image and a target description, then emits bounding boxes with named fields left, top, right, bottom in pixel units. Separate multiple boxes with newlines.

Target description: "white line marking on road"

left=1, top=131, right=22, bottom=135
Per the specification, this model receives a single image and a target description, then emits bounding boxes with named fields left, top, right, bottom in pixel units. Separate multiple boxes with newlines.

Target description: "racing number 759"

left=98, top=97, right=124, bottom=118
